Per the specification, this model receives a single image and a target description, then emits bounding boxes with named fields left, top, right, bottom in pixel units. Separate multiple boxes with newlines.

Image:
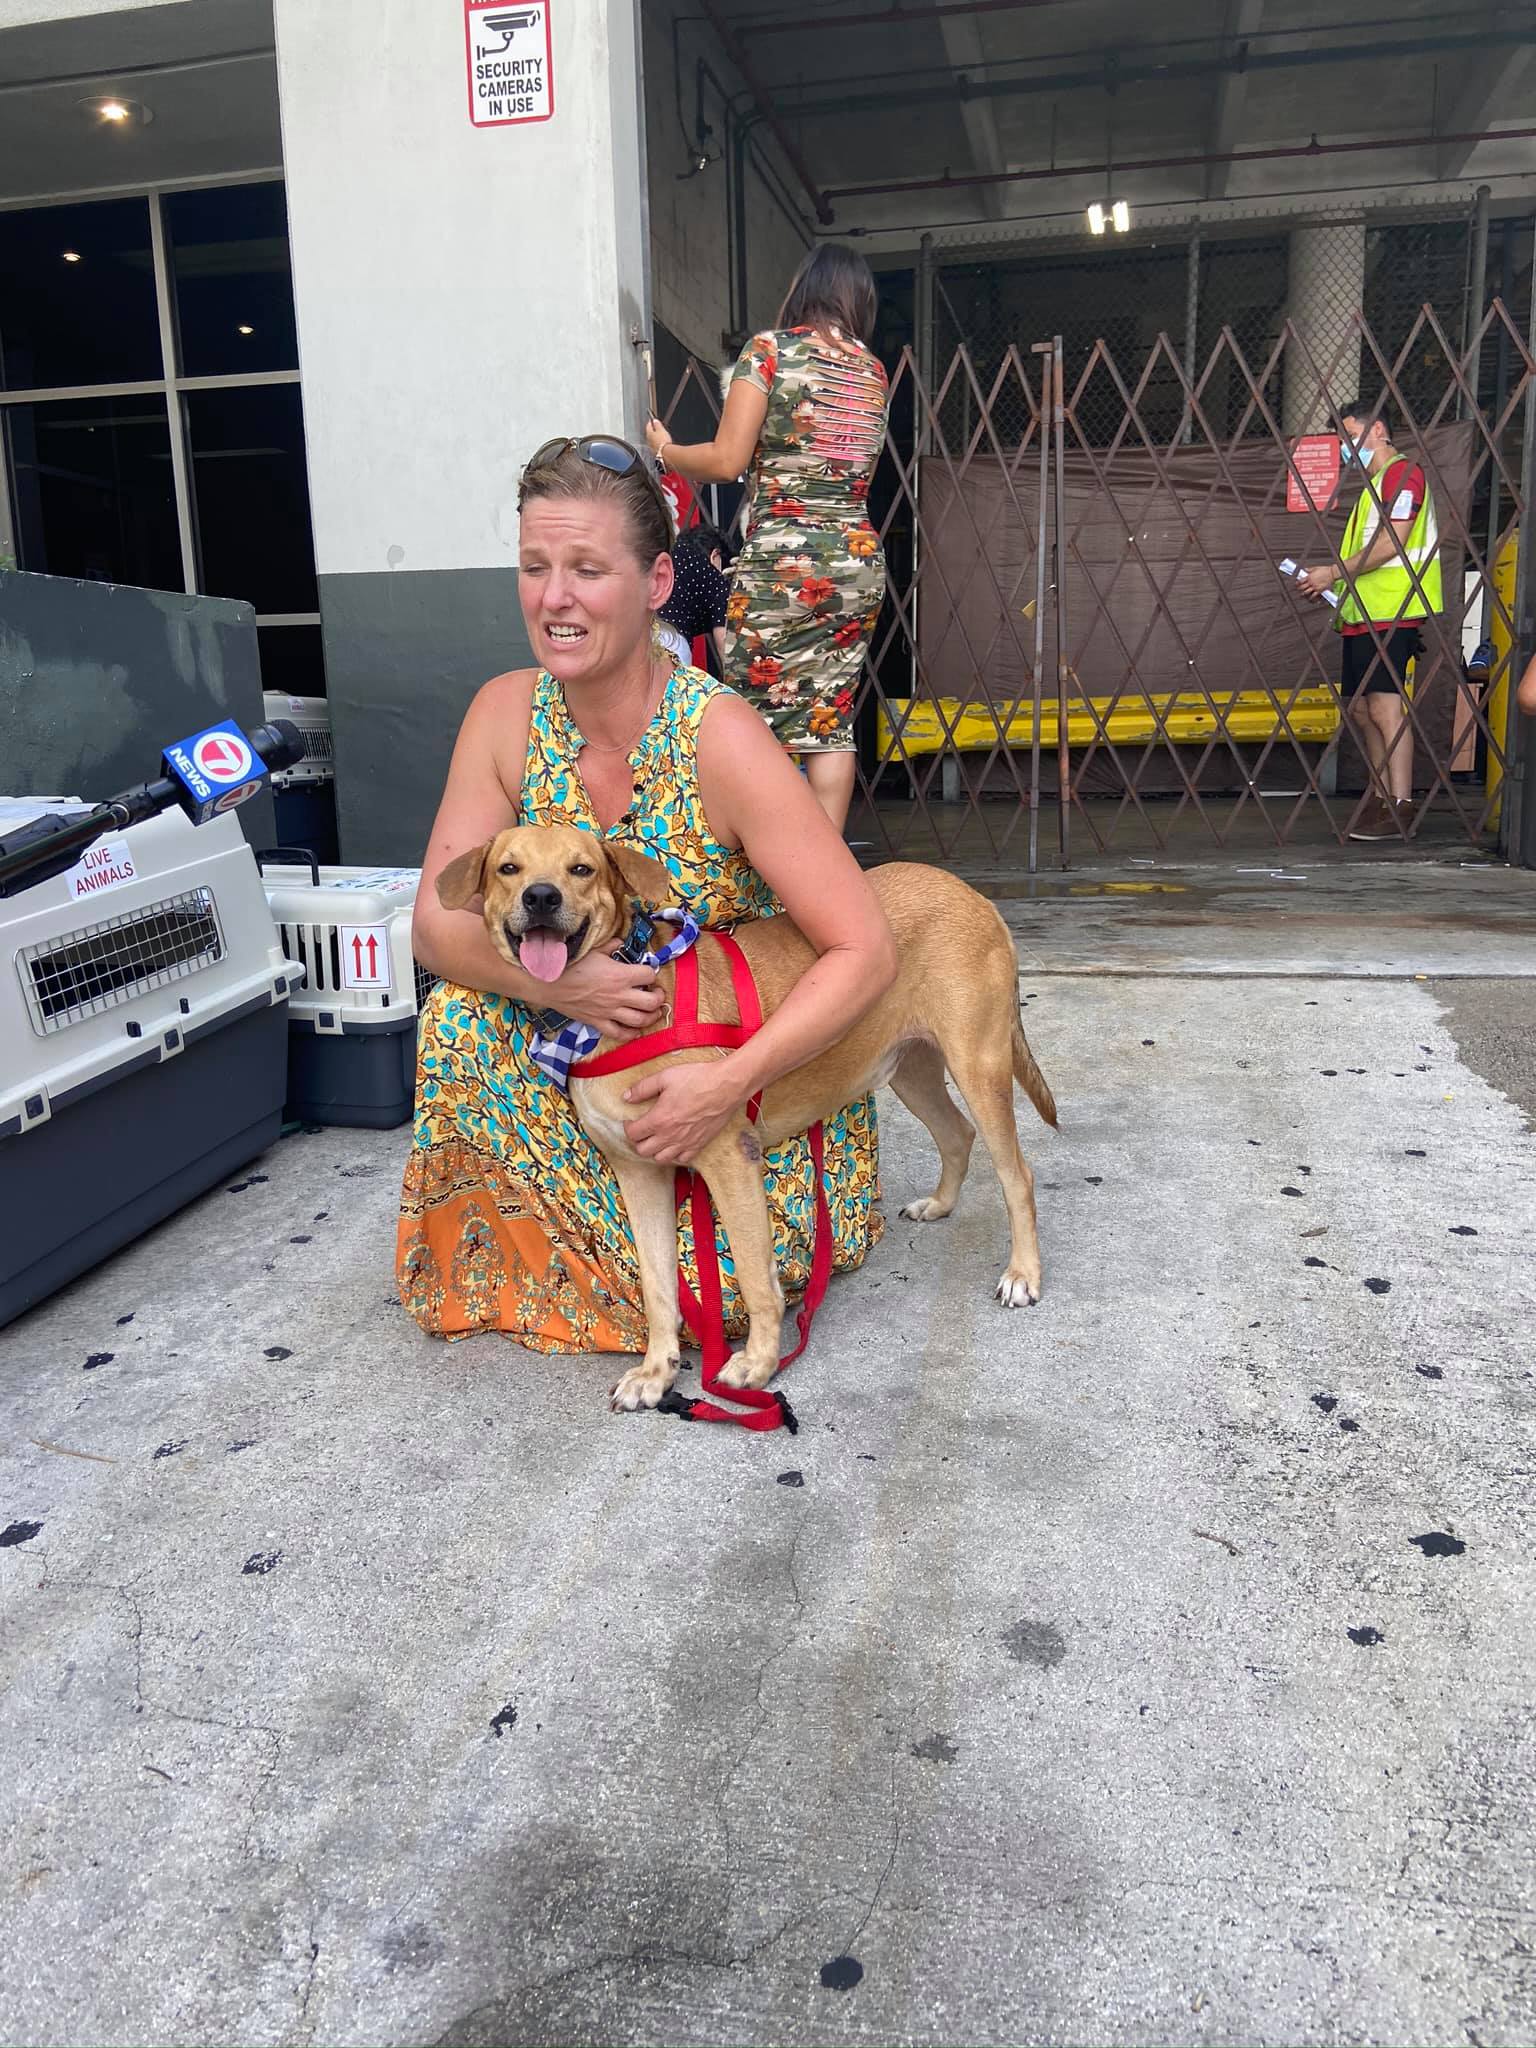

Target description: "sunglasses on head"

left=519, top=435, right=673, bottom=533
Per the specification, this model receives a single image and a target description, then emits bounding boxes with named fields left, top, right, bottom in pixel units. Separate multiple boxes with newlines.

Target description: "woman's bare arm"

left=648, top=380, right=768, bottom=485
left=621, top=695, right=897, bottom=1161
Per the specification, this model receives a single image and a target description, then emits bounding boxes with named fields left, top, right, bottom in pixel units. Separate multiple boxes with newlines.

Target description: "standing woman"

left=646, top=244, right=889, bottom=831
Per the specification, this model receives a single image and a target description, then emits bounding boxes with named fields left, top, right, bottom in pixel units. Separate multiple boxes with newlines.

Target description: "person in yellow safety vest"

left=1297, top=399, right=1443, bottom=842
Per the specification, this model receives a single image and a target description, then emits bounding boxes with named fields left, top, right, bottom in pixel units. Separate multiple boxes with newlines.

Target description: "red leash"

left=571, top=929, right=829, bottom=1433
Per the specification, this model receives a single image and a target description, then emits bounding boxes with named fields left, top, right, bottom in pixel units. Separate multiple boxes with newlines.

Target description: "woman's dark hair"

left=676, top=521, right=730, bottom=566
left=517, top=439, right=672, bottom=568
left=778, top=243, right=879, bottom=345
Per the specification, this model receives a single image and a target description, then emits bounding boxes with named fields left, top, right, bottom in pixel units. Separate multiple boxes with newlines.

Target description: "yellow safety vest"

left=1333, top=459, right=1442, bottom=627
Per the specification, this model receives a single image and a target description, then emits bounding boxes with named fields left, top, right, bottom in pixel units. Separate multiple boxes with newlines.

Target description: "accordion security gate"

left=657, top=297, right=1535, bottom=867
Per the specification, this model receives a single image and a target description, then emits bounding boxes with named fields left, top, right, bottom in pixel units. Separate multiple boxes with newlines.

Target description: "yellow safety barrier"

left=876, top=687, right=1342, bottom=760
left=1484, top=528, right=1517, bottom=831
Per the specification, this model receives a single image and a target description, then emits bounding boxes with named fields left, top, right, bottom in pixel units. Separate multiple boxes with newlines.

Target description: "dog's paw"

left=717, top=1348, right=778, bottom=1391
left=995, top=1269, right=1041, bottom=1309
left=900, top=1195, right=953, bottom=1222
left=610, top=1357, right=679, bottom=1412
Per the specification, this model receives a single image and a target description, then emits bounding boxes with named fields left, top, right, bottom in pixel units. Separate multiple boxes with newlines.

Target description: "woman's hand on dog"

left=556, top=954, right=666, bottom=1040
left=623, top=1062, right=740, bottom=1164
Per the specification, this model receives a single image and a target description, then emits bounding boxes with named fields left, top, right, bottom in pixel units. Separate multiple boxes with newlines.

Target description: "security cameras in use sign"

left=465, top=1, right=553, bottom=127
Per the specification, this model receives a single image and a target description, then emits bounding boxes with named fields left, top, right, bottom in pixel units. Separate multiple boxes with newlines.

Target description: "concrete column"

left=1283, top=221, right=1365, bottom=436
left=272, top=0, right=652, bottom=863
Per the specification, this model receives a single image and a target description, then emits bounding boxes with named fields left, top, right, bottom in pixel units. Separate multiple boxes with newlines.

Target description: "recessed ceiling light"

left=62, top=250, right=82, bottom=264
left=77, top=94, right=153, bottom=128
left=238, top=324, right=255, bottom=336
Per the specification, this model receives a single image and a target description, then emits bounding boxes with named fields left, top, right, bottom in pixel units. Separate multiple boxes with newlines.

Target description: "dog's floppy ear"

left=436, top=842, right=491, bottom=910
left=605, top=839, right=676, bottom=907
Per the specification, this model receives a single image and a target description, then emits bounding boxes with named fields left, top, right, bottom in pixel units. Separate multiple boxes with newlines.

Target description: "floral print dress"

left=725, top=326, right=889, bottom=751
left=396, top=663, right=884, bottom=1351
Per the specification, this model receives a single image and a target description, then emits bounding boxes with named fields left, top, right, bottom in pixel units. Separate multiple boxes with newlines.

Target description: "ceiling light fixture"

left=77, top=94, right=153, bottom=129
left=62, top=250, right=82, bottom=264
left=238, top=324, right=255, bottom=336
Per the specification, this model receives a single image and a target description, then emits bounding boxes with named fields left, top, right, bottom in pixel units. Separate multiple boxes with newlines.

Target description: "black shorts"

left=1340, top=624, right=1424, bottom=699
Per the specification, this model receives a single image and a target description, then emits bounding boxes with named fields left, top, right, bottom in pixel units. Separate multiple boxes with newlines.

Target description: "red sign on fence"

left=1286, top=434, right=1341, bottom=513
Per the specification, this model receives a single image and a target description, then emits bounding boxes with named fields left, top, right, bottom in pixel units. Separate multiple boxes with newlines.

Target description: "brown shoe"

left=1348, top=796, right=1398, bottom=841
left=1394, top=798, right=1418, bottom=839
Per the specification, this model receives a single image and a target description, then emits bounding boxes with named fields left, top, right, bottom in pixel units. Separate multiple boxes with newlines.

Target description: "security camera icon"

left=482, top=8, right=539, bottom=48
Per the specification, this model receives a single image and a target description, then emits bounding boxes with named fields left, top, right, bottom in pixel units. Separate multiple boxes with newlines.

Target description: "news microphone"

left=0, top=718, right=304, bottom=898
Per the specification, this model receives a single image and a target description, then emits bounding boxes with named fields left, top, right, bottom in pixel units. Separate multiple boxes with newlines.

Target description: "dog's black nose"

left=521, top=882, right=563, bottom=921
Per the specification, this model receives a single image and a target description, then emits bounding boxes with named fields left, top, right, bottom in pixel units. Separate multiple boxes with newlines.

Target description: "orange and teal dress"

left=396, top=662, right=883, bottom=1350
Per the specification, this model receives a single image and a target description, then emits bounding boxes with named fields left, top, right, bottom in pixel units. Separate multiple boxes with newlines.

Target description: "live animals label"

left=465, top=1, right=553, bottom=127
left=66, top=835, right=138, bottom=902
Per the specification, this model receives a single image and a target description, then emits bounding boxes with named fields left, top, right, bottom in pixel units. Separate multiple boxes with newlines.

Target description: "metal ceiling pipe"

left=0, top=47, right=275, bottom=97
left=789, top=25, right=1536, bottom=121
left=737, top=0, right=1075, bottom=33
left=695, top=0, right=833, bottom=224
left=824, top=126, right=1536, bottom=203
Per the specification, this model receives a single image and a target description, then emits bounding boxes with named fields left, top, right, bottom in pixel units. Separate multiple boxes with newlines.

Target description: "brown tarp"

left=915, top=425, right=1477, bottom=789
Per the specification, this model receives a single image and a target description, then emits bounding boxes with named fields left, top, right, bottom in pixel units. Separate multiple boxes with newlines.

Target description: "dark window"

left=185, top=383, right=317, bottom=612
left=258, top=623, right=327, bottom=696
left=0, top=198, right=161, bottom=391
left=164, top=183, right=300, bottom=379
left=4, top=395, right=181, bottom=590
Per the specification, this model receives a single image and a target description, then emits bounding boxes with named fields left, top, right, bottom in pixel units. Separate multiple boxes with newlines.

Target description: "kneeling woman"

left=398, top=437, right=897, bottom=1352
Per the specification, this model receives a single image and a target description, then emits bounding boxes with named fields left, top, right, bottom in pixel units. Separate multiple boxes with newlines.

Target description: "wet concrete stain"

left=152, top=1441, right=187, bottom=1459
left=242, top=1551, right=282, bottom=1575
left=263, top=1346, right=293, bottom=1361
left=490, top=1702, right=518, bottom=1737
left=820, top=1957, right=864, bottom=1992
left=776, top=1470, right=805, bottom=1488
left=1364, top=1278, right=1392, bottom=1295
left=1, top=1520, right=43, bottom=1547
left=1000, top=1618, right=1067, bottom=1668
left=911, top=1733, right=960, bottom=1764
left=1311, top=1394, right=1338, bottom=1414
left=1347, top=1626, right=1385, bottom=1647
left=83, top=1352, right=113, bottom=1371
left=1410, top=1531, right=1466, bottom=1558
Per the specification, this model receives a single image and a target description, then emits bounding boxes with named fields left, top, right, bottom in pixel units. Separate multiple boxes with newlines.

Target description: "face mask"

left=1343, top=434, right=1372, bottom=465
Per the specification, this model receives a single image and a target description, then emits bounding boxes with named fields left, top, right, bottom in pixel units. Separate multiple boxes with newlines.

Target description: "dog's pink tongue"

left=519, top=931, right=567, bottom=983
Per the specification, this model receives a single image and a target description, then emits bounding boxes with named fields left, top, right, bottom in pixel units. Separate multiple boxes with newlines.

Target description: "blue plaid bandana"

left=528, top=907, right=701, bottom=1089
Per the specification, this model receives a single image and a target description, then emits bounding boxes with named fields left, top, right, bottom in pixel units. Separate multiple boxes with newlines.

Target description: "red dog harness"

left=570, top=929, right=830, bottom=1433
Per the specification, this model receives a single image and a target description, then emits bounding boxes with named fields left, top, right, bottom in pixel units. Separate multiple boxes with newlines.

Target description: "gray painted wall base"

left=319, top=567, right=531, bottom=866
left=0, top=571, right=274, bottom=848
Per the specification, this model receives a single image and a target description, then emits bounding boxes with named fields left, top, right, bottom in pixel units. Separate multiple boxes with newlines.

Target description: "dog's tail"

left=1012, top=1008, right=1058, bottom=1128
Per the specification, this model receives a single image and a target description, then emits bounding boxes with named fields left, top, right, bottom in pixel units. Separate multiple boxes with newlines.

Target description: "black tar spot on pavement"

left=1348, top=1626, right=1385, bottom=1647
left=1, top=1520, right=43, bottom=1547
left=1311, top=1394, right=1338, bottom=1414
left=263, top=1346, right=293, bottom=1361
left=242, top=1551, right=282, bottom=1575
left=83, top=1352, right=113, bottom=1370
left=776, top=1470, right=805, bottom=1488
left=289, top=1235, right=312, bottom=1244
left=152, top=1441, right=187, bottom=1459
left=1304, top=1256, right=1328, bottom=1269
left=1449, top=1225, right=1478, bottom=1237
left=226, top=1440, right=257, bottom=1454
left=1338, top=1417, right=1360, bottom=1434
left=820, top=1957, right=864, bottom=1992
left=1364, top=1278, right=1392, bottom=1295
left=1281, top=1186, right=1304, bottom=1197
left=911, top=1733, right=960, bottom=1763
left=225, top=1175, right=269, bottom=1195
left=1000, top=1618, right=1067, bottom=1668
left=1410, top=1531, right=1466, bottom=1558
left=116, top=1313, right=135, bottom=1326
left=1405, top=1148, right=1427, bottom=1156
left=490, top=1702, right=518, bottom=1737
left=1415, top=1365, right=1444, bottom=1380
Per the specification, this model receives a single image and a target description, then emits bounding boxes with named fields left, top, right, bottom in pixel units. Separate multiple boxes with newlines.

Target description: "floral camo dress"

left=396, top=663, right=884, bottom=1351
left=725, top=326, right=889, bottom=751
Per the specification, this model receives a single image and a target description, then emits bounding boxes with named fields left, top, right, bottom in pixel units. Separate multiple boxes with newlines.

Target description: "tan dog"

left=437, top=825, right=1056, bottom=1413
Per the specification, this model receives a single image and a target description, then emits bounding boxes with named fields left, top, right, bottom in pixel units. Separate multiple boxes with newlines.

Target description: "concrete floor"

left=3, top=858, right=1535, bottom=2047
